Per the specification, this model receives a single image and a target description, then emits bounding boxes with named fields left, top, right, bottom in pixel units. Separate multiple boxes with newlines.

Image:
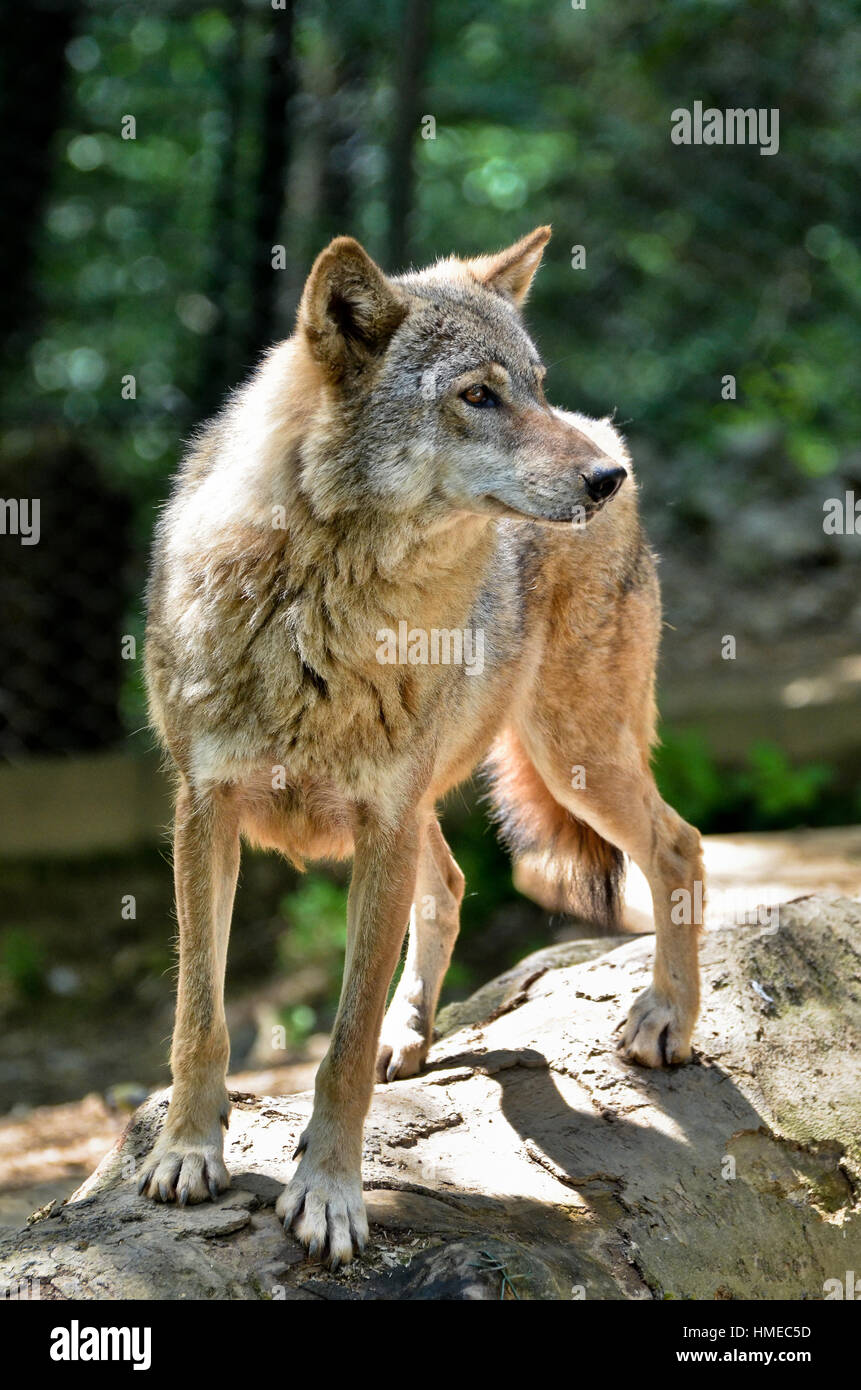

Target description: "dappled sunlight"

left=782, top=654, right=861, bottom=709
left=624, top=827, right=861, bottom=933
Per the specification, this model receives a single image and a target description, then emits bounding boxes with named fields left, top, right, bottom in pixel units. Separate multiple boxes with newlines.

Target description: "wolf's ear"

left=298, top=237, right=407, bottom=380
left=468, top=225, right=551, bottom=307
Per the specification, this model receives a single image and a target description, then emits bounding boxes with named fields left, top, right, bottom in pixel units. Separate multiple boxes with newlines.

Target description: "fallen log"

left=2, top=894, right=859, bottom=1300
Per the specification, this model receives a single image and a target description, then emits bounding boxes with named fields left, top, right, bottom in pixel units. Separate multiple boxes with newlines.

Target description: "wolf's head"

left=294, top=227, right=628, bottom=526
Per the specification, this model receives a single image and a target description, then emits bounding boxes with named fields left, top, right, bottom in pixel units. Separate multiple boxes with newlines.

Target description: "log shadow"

left=422, top=1044, right=768, bottom=1219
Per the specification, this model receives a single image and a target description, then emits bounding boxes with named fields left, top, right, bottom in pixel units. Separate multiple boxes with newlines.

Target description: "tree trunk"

left=198, top=1, right=246, bottom=419
left=0, top=0, right=80, bottom=360
left=385, top=0, right=433, bottom=272
left=242, top=1, right=296, bottom=364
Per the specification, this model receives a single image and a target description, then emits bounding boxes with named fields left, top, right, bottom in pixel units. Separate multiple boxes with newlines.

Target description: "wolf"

left=142, top=226, right=704, bottom=1267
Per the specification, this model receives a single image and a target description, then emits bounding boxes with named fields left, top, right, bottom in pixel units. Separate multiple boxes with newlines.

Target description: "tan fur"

left=140, top=228, right=704, bottom=1267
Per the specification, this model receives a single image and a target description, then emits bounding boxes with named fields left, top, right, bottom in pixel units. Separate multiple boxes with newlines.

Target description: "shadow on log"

left=3, top=895, right=859, bottom=1300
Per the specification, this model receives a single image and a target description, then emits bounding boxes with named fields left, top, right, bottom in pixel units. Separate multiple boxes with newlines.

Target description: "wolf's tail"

left=483, top=728, right=625, bottom=930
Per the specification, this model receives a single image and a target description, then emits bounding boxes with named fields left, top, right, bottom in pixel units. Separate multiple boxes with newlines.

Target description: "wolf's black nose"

left=582, top=464, right=627, bottom=503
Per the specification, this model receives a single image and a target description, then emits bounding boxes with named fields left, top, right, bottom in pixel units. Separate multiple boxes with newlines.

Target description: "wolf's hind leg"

left=138, top=782, right=239, bottom=1204
left=610, top=786, right=703, bottom=1066
left=520, top=733, right=704, bottom=1066
left=376, top=818, right=465, bottom=1082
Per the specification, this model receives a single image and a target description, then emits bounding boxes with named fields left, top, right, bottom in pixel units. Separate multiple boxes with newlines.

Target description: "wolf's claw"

left=137, top=1138, right=230, bottom=1206
left=618, top=986, right=694, bottom=1067
left=277, top=1155, right=368, bottom=1269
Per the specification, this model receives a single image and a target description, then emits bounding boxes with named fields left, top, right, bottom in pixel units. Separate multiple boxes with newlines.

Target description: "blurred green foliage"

left=275, top=874, right=347, bottom=1041
left=277, top=874, right=347, bottom=963
left=5, top=1, right=859, bottom=504
left=653, top=729, right=855, bottom=832
left=3, top=0, right=858, bottom=805
left=0, top=928, right=46, bottom=1003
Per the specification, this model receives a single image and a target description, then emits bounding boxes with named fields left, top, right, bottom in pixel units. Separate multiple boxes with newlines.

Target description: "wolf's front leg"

left=377, top=818, right=464, bottom=1081
left=138, top=783, right=239, bottom=1205
left=277, top=809, right=420, bottom=1267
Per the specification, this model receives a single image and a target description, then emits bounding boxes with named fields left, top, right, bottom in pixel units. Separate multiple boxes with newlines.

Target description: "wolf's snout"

left=581, top=463, right=627, bottom=503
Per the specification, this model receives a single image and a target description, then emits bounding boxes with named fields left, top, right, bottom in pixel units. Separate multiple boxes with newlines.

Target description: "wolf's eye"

left=461, top=383, right=497, bottom=407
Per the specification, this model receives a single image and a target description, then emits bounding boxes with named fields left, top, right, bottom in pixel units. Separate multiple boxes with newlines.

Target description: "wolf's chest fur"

left=147, top=500, right=506, bottom=792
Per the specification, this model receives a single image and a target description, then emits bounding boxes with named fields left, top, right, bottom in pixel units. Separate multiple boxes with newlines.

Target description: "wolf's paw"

left=617, top=987, right=695, bottom=1068
left=137, top=1132, right=230, bottom=1206
left=376, top=999, right=429, bottom=1082
left=277, top=1148, right=368, bottom=1269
